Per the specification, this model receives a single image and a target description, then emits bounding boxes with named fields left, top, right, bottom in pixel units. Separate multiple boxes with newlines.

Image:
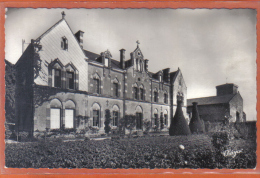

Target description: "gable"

left=34, top=19, right=88, bottom=91
left=133, top=46, right=144, bottom=59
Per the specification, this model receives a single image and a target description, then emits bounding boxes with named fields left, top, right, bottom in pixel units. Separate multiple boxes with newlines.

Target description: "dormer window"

left=61, top=37, right=68, bottom=50
left=104, top=58, right=109, bottom=67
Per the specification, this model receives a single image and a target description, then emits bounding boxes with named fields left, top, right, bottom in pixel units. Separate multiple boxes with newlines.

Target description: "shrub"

left=212, top=132, right=229, bottom=151
left=104, top=109, right=111, bottom=134
left=143, top=119, right=151, bottom=134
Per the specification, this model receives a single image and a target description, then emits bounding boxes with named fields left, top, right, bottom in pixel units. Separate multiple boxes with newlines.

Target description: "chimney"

left=75, top=30, right=84, bottom=48
left=120, top=49, right=126, bottom=69
left=163, top=68, right=170, bottom=83
left=144, top=59, right=149, bottom=71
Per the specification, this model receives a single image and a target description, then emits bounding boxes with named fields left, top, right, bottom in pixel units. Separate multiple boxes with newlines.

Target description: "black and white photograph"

left=4, top=8, right=257, bottom=169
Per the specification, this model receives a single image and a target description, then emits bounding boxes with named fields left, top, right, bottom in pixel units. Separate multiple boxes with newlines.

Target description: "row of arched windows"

left=92, top=73, right=120, bottom=97
left=49, top=99, right=169, bottom=130
left=91, top=103, right=120, bottom=127
left=49, top=59, right=78, bottom=90
left=49, top=99, right=76, bottom=130
left=153, top=88, right=168, bottom=104
left=133, top=83, right=145, bottom=101
left=153, top=109, right=169, bottom=127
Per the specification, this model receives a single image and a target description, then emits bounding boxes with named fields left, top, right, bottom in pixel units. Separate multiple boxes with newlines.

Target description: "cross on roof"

left=62, top=11, right=66, bottom=19
left=136, top=40, right=140, bottom=46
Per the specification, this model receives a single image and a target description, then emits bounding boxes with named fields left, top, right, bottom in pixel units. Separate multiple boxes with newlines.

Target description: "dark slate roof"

left=83, top=50, right=100, bottom=61
left=111, top=59, right=121, bottom=69
left=187, top=94, right=236, bottom=106
left=84, top=49, right=122, bottom=70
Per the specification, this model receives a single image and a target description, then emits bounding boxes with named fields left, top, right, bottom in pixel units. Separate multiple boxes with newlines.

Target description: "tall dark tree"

left=5, top=60, right=16, bottom=124
left=160, top=112, right=164, bottom=130
left=189, top=102, right=205, bottom=134
left=169, top=95, right=191, bottom=136
left=104, top=109, right=111, bottom=134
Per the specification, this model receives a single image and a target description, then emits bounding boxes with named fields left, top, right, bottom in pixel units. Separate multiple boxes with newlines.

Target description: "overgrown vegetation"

left=5, top=134, right=256, bottom=169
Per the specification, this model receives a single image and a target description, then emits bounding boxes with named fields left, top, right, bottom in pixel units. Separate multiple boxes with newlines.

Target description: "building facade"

left=187, top=83, right=245, bottom=123
left=14, top=13, right=188, bottom=135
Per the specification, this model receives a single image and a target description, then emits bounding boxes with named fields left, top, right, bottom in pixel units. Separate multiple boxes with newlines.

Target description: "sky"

left=5, top=8, right=257, bottom=121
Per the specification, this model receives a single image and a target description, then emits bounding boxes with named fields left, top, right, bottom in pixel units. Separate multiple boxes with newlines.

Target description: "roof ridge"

left=188, top=94, right=236, bottom=100
left=36, top=19, right=64, bottom=41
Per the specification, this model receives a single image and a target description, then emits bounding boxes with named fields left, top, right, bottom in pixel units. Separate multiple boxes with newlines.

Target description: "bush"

left=212, top=132, right=229, bottom=150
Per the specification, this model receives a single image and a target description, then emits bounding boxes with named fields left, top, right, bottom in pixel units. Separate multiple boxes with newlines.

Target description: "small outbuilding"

left=187, top=83, right=244, bottom=123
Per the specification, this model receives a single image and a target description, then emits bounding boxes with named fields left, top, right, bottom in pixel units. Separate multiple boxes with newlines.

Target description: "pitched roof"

left=83, top=50, right=100, bottom=61
left=84, top=49, right=122, bottom=70
left=36, top=19, right=64, bottom=41
left=187, top=94, right=236, bottom=106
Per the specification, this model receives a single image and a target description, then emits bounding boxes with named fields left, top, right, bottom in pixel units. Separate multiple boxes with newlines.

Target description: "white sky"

left=5, top=8, right=257, bottom=121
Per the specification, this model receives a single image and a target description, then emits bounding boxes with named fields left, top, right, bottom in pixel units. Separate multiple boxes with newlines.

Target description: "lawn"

left=5, top=134, right=256, bottom=169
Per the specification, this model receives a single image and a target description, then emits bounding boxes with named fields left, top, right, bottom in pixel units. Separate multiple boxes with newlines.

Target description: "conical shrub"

left=189, top=102, right=205, bottom=134
left=169, top=97, right=191, bottom=136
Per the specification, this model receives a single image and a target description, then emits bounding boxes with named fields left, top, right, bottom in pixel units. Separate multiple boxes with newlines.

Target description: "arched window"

left=64, top=100, right=76, bottom=129
left=153, top=108, right=159, bottom=127
left=54, top=69, right=62, bottom=88
left=112, top=105, right=120, bottom=126
left=61, top=36, right=68, bottom=50
left=49, top=59, right=64, bottom=88
left=92, top=103, right=101, bottom=127
left=93, top=73, right=101, bottom=94
left=140, top=85, right=145, bottom=101
left=136, top=106, right=143, bottom=129
left=112, top=78, right=119, bottom=97
left=133, top=83, right=138, bottom=100
left=50, top=99, right=62, bottom=129
left=154, top=88, right=158, bottom=103
left=65, top=63, right=77, bottom=90
left=140, top=61, right=143, bottom=72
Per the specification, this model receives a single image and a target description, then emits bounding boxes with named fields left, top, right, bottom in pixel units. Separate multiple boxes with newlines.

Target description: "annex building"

left=14, top=12, right=188, bottom=135
left=187, top=83, right=245, bottom=123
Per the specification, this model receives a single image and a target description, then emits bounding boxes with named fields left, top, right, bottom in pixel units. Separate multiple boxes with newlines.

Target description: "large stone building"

left=14, top=12, right=188, bottom=135
left=187, top=83, right=245, bottom=123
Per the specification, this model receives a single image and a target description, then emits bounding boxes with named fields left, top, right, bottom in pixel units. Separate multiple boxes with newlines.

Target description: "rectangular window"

left=113, top=83, right=119, bottom=97
left=94, top=79, right=100, bottom=94
left=164, top=93, right=168, bottom=104
left=134, top=87, right=138, bottom=99
left=104, top=58, right=109, bottom=67
left=112, top=111, right=119, bottom=126
left=154, top=91, right=158, bottom=102
left=50, top=108, right=60, bottom=129
left=65, top=109, right=74, bottom=128
left=61, top=37, right=68, bottom=50
left=93, top=110, right=100, bottom=127
left=54, top=69, right=61, bottom=88
left=140, top=88, right=144, bottom=100
left=67, top=72, right=74, bottom=89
